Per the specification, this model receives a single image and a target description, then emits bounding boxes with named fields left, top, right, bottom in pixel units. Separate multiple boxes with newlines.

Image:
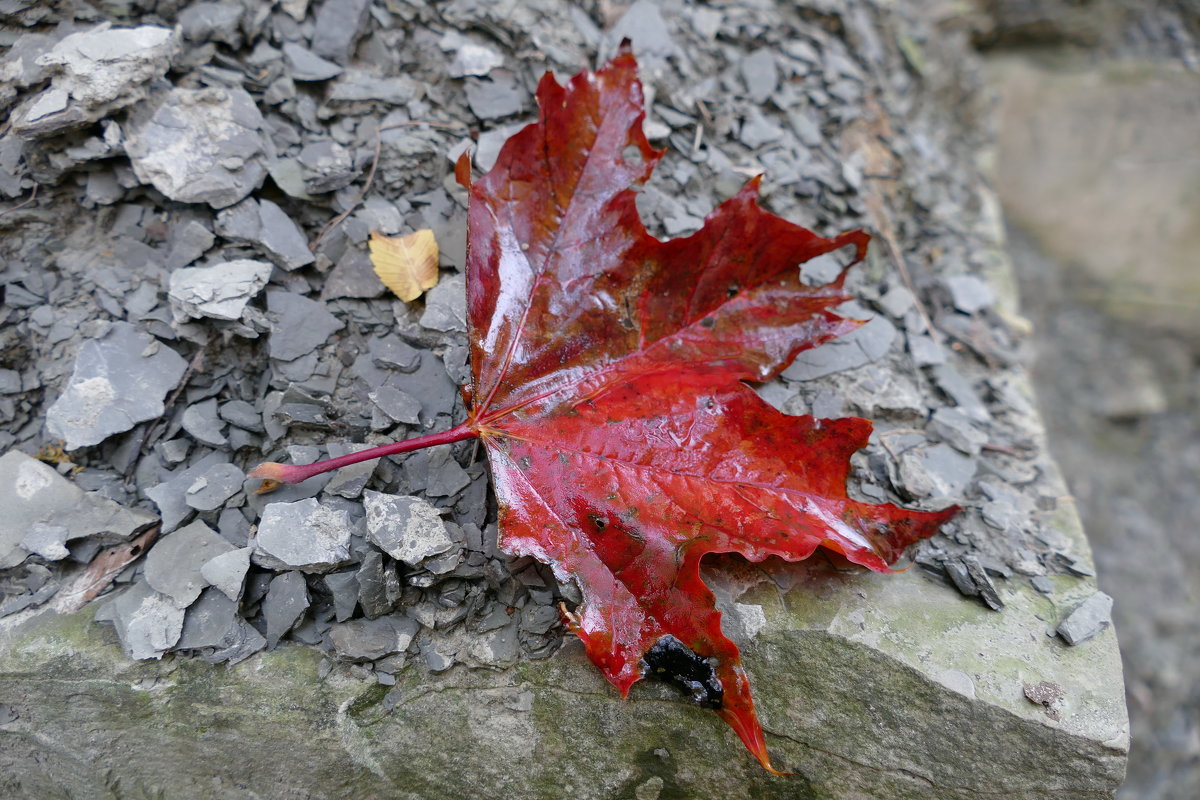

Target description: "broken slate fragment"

left=126, top=87, right=268, bottom=209
left=12, top=24, right=178, bottom=139
left=184, top=462, right=245, bottom=511
left=99, top=580, right=186, bottom=660
left=216, top=198, right=315, bottom=271
left=465, top=71, right=529, bottom=120
left=310, top=0, right=372, bottom=62
left=200, top=546, right=251, bottom=602
left=168, top=259, right=273, bottom=322
left=263, top=571, right=310, bottom=647
left=1057, top=591, right=1114, bottom=646
left=362, top=490, right=455, bottom=567
left=45, top=322, right=187, bottom=450
left=945, top=274, right=996, bottom=314
left=0, top=450, right=157, bottom=568
left=740, top=49, right=779, bottom=104
left=425, top=448, right=471, bottom=498
left=782, top=309, right=896, bottom=381
left=255, top=498, right=352, bottom=572
left=897, top=444, right=976, bottom=502
left=327, top=616, right=419, bottom=661
left=282, top=42, right=342, bottom=82
left=323, top=570, right=360, bottom=622
left=419, top=273, right=466, bottom=333
left=176, top=587, right=239, bottom=650
left=146, top=451, right=229, bottom=533
left=266, top=290, right=344, bottom=361
left=322, top=442, right=379, bottom=499
left=369, top=385, right=422, bottom=425
left=144, top=520, right=236, bottom=607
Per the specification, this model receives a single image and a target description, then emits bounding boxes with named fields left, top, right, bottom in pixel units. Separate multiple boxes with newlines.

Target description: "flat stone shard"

left=1058, top=591, right=1114, bottom=646
left=12, top=23, right=178, bottom=139
left=168, top=259, right=273, bottom=322
left=262, top=571, right=309, bottom=647
left=126, top=87, right=268, bottom=209
left=255, top=498, right=352, bottom=572
left=216, top=198, right=315, bottom=271
left=362, top=491, right=455, bottom=566
left=266, top=290, right=344, bottom=361
left=143, top=520, right=236, bottom=607
left=99, top=581, right=186, bottom=660
left=0, top=450, right=156, bottom=568
left=184, top=462, right=245, bottom=511
left=327, top=615, right=418, bottom=661
left=200, top=546, right=251, bottom=602
left=45, top=322, right=187, bottom=450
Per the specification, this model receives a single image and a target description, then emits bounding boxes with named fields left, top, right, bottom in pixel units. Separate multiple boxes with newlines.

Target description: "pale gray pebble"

left=946, top=274, right=996, bottom=314
left=0, top=450, right=156, bottom=568
left=323, top=570, right=360, bottom=622
left=125, top=86, right=267, bottom=209
left=169, top=259, right=273, bottom=323
left=1058, top=592, right=1114, bottom=646
left=474, top=122, right=526, bottom=172
left=419, top=274, right=467, bottom=333
left=144, top=519, right=236, bottom=607
left=908, top=334, right=947, bottom=367
left=440, top=30, right=505, bottom=78
left=369, top=335, right=421, bottom=373
left=178, top=2, right=243, bottom=47
left=176, top=587, right=239, bottom=649
left=282, top=42, right=343, bottom=81
left=879, top=286, right=915, bottom=318
left=1031, top=576, right=1056, bottom=594
left=254, top=497, right=352, bottom=572
left=897, top=443, right=977, bottom=502
left=165, top=220, right=216, bottom=269
left=929, top=407, right=989, bottom=456
left=369, top=385, right=422, bottom=425
left=267, top=290, right=344, bottom=362
left=45, top=322, right=187, bottom=450
left=218, top=399, right=264, bottom=432
left=181, top=398, right=228, bottom=448
left=263, top=571, right=310, bottom=647
left=310, top=0, right=372, bottom=62
left=327, top=615, right=419, bottom=661
left=146, top=451, right=230, bottom=532
left=184, top=462, right=245, bottom=512
left=298, top=140, right=356, bottom=194
left=363, top=490, right=456, bottom=567
left=215, top=198, right=314, bottom=271
left=740, top=49, right=779, bottom=104
left=97, top=580, right=184, bottom=660
left=465, top=70, right=529, bottom=120
left=425, top=449, right=471, bottom=498
left=930, top=363, right=990, bottom=422
left=200, top=546, right=251, bottom=602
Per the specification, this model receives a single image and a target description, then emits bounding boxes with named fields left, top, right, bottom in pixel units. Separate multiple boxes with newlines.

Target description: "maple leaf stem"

left=248, top=422, right=478, bottom=488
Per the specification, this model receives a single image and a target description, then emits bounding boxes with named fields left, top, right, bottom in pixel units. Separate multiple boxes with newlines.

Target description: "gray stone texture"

left=254, top=498, right=352, bottom=572
left=45, top=322, right=187, bottom=450
left=168, top=259, right=273, bottom=322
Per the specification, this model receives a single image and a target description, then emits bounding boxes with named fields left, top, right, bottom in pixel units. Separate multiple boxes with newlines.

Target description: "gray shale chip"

left=254, top=498, right=352, bottom=572
left=45, top=322, right=187, bottom=451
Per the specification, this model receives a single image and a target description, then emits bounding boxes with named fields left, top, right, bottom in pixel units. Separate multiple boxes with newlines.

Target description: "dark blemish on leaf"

left=642, top=635, right=723, bottom=709
left=589, top=513, right=608, bottom=531
left=700, top=317, right=715, bottom=329
left=726, top=284, right=739, bottom=298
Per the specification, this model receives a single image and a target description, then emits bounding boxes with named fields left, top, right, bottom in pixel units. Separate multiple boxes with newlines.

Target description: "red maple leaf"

left=254, top=49, right=957, bottom=773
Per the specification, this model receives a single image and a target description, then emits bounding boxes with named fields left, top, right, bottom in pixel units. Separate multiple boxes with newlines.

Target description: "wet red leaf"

left=459, top=50, right=956, bottom=772
left=253, top=47, right=957, bottom=773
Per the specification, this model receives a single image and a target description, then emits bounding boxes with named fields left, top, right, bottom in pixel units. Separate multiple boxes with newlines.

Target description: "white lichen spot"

left=15, top=459, right=55, bottom=499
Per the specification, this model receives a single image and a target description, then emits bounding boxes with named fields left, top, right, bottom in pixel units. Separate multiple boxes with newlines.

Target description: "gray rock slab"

left=369, top=385, right=421, bottom=425
left=143, top=520, right=236, bottom=608
left=176, top=587, right=239, bottom=650
left=465, top=70, right=529, bottom=120
left=96, top=580, right=185, bottom=660
left=282, top=42, right=342, bottom=81
left=441, top=31, right=506, bottom=78
left=145, top=451, right=229, bottom=533
left=355, top=550, right=400, bottom=620
left=362, top=491, right=455, bottom=567
left=254, top=498, right=352, bottom=572
left=322, top=570, right=360, bottom=622
left=184, top=462, right=245, bottom=511
left=946, top=274, right=996, bottom=314
left=165, top=220, right=216, bottom=269
left=168, top=259, right=273, bottom=322
left=897, top=443, right=977, bottom=502
left=180, top=398, right=228, bottom=449
left=12, top=24, right=178, bottom=139
left=327, top=615, right=418, bottom=661
left=310, top=0, right=371, bottom=62
left=783, top=313, right=896, bottom=382
left=200, top=546, right=251, bottom=602
left=126, top=87, right=267, bottom=209
left=263, top=571, right=309, bottom=647
left=216, top=198, right=314, bottom=271
left=419, top=273, right=466, bottom=333
left=740, top=49, right=779, bottom=104
left=1058, top=591, right=1114, bottom=646
left=322, top=442, right=379, bottom=499
left=0, top=450, right=156, bottom=568
left=45, top=322, right=187, bottom=450
left=266, top=290, right=344, bottom=361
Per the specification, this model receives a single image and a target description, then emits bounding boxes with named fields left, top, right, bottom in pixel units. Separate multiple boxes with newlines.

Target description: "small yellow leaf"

left=368, top=228, right=439, bottom=301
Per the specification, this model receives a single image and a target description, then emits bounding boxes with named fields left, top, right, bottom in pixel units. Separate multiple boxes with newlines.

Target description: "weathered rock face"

left=0, top=533, right=1124, bottom=799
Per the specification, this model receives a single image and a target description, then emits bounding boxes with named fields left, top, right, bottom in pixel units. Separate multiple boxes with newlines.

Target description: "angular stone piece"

left=266, top=290, right=344, bottom=361
left=322, top=442, right=379, bottom=499
left=322, top=571, right=360, bottom=622
left=282, top=42, right=343, bottom=81
left=217, top=198, right=314, bottom=271
left=45, top=322, right=187, bottom=450
left=168, top=259, right=273, bottom=322
left=180, top=398, right=228, bottom=449
left=897, top=443, right=977, bottom=501
left=327, top=616, right=418, bottom=661
left=145, top=451, right=228, bottom=533
left=310, top=0, right=371, bottom=62
left=783, top=312, right=896, bottom=381
left=126, top=87, right=267, bottom=209
left=12, top=24, right=178, bottom=139
left=0, top=450, right=156, bottom=568
left=740, top=49, right=779, bottom=104
left=362, top=491, right=455, bottom=567
left=262, top=571, right=309, bottom=647
left=200, top=546, right=251, bottom=602
left=946, top=274, right=996, bottom=314
left=464, top=71, right=528, bottom=120
left=143, top=520, right=236, bottom=607
left=100, top=580, right=186, bottom=660
left=1058, top=591, right=1114, bottom=646
left=176, top=587, right=239, bottom=650
left=368, top=385, right=421, bottom=425
left=255, top=498, right=352, bottom=572
left=184, top=462, right=245, bottom=511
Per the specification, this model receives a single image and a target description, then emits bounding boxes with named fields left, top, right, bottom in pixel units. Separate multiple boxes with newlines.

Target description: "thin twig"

left=310, top=120, right=468, bottom=253
left=0, top=183, right=40, bottom=221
